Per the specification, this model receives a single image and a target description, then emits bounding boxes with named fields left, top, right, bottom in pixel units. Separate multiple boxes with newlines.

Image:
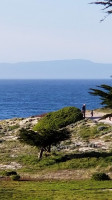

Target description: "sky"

left=0, top=0, right=112, bottom=63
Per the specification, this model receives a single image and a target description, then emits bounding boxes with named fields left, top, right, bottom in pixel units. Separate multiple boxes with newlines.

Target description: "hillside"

left=0, top=59, right=112, bottom=79
left=0, top=110, right=112, bottom=180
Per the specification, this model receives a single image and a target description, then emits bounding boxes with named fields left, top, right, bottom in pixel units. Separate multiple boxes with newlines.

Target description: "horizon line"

left=0, top=58, right=112, bottom=65
left=0, top=78, right=111, bottom=80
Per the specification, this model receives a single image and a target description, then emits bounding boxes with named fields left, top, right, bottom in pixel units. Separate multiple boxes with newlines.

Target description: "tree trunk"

left=38, top=148, right=44, bottom=160
left=47, top=145, right=51, bottom=153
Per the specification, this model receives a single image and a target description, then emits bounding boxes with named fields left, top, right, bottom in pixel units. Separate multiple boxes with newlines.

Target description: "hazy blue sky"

left=0, top=0, right=112, bottom=63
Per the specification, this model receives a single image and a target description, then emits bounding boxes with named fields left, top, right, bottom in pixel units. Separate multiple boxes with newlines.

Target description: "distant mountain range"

left=0, top=59, right=112, bottom=79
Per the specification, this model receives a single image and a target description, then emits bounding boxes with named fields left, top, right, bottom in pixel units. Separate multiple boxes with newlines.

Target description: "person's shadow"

left=87, top=116, right=101, bottom=120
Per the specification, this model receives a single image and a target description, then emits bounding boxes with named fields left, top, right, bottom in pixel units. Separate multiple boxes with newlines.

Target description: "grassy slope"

left=0, top=114, right=112, bottom=199
left=0, top=116, right=112, bottom=179
left=0, top=180, right=112, bottom=200
left=95, top=108, right=112, bottom=113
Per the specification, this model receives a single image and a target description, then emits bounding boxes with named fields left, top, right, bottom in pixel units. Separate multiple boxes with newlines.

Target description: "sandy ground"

left=86, top=110, right=112, bottom=125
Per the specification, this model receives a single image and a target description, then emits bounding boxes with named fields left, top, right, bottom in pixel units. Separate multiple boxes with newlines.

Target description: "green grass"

left=77, top=126, right=99, bottom=139
left=0, top=180, right=112, bottom=200
left=0, top=119, right=112, bottom=176
left=1, top=151, right=112, bottom=175
left=73, top=122, right=112, bottom=140
left=8, top=124, right=20, bottom=131
left=10, top=151, right=112, bottom=173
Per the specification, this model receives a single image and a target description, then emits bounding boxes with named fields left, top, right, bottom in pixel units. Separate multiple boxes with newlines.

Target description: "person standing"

left=82, top=104, right=86, bottom=118
left=91, top=110, right=93, bottom=117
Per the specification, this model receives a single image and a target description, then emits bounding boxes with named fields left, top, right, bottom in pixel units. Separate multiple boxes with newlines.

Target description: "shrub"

left=91, top=172, right=110, bottom=181
left=11, top=174, right=20, bottom=181
left=19, top=107, right=83, bottom=159
left=2, top=171, right=17, bottom=176
left=33, top=106, right=83, bottom=131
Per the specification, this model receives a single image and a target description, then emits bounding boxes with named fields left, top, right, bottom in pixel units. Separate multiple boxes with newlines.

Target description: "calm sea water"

left=0, top=79, right=111, bottom=120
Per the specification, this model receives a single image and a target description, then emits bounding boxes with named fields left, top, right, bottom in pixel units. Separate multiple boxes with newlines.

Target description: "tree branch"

left=91, top=1, right=112, bottom=14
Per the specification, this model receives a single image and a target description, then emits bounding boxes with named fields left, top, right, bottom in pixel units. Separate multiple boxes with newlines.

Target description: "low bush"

left=91, top=172, right=110, bottom=181
left=11, top=174, right=20, bottom=181
left=2, top=171, right=17, bottom=176
left=2, top=170, right=20, bottom=181
left=33, top=106, right=83, bottom=131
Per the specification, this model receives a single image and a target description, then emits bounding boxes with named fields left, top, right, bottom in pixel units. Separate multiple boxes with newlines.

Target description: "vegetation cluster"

left=19, top=107, right=83, bottom=159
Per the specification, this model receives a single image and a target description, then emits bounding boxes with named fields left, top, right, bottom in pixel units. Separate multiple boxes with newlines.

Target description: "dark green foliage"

left=89, top=84, right=112, bottom=119
left=2, top=170, right=20, bottom=181
left=89, top=84, right=112, bottom=108
left=19, top=127, right=70, bottom=159
left=11, top=174, right=20, bottom=181
left=33, top=106, right=83, bottom=132
left=19, top=129, right=41, bottom=147
left=2, top=171, right=17, bottom=176
left=19, top=107, right=82, bottom=159
left=19, top=128, right=70, bottom=150
left=91, top=172, right=110, bottom=181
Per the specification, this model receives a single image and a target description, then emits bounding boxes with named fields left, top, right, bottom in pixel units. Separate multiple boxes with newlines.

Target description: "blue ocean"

left=0, top=79, right=111, bottom=120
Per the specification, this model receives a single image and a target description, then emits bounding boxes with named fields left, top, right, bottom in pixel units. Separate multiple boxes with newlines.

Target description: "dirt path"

left=17, top=169, right=93, bottom=181
left=86, top=110, right=112, bottom=125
